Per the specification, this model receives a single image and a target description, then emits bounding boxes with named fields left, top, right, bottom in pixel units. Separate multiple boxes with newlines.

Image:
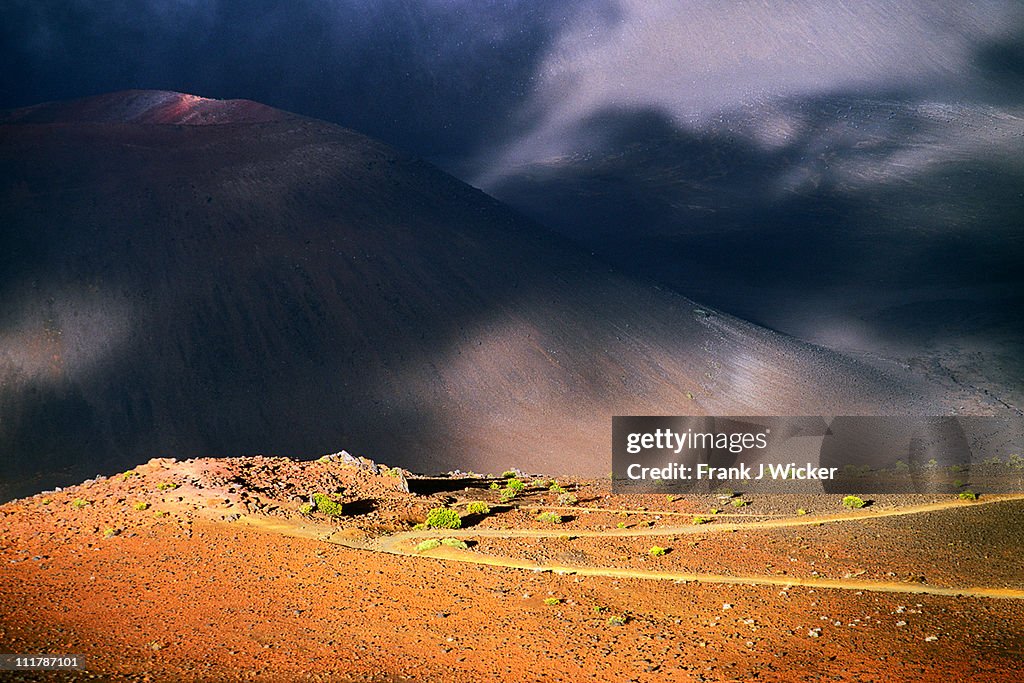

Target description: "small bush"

left=557, top=492, right=577, bottom=505
left=298, top=502, right=314, bottom=515
left=72, top=498, right=90, bottom=509
left=426, top=507, right=462, bottom=529
left=440, top=537, right=468, bottom=549
left=958, top=490, right=977, bottom=501
left=549, top=482, right=566, bottom=493
left=544, top=597, right=561, bottom=605
left=489, top=482, right=500, bottom=490
left=505, top=478, right=526, bottom=494
left=133, top=502, right=150, bottom=511
left=121, top=470, right=137, bottom=481
left=731, top=499, right=747, bottom=508
left=103, top=528, right=120, bottom=538
left=153, top=510, right=168, bottom=518
left=607, top=615, right=627, bottom=627
left=312, top=493, right=345, bottom=518
left=465, top=501, right=491, bottom=515
left=412, top=522, right=428, bottom=531
left=617, top=521, right=627, bottom=529
left=842, top=495, right=866, bottom=509
left=796, top=508, right=807, bottom=516
left=692, top=516, right=711, bottom=525
left=649, top=546, right=667, bottom=557
left=156, top=482, right=179, bottom=491
left=501, top=470, right=517, bottom=479
left=536, top=511, right=563, bottom=524
left=415, top=539, right=441, bottom=552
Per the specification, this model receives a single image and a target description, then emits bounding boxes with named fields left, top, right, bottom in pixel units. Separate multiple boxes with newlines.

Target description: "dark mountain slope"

left=0, top=92, right=962, bottom=500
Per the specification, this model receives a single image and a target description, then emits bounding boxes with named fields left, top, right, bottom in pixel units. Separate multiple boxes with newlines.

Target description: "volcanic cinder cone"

left=0, top=91, right=962, bottom=500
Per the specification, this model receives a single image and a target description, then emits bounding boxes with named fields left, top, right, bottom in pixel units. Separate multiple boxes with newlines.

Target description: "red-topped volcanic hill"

left=0, top=91, right=972, bottom=500
left=0, top=90, right=288, bottom=125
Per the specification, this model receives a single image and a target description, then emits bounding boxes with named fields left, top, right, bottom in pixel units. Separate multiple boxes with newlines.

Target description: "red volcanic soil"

left=2, top=456, right=1023, bottom=682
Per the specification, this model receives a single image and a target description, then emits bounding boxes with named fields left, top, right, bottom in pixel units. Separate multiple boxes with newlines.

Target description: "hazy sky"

left=3, top=1, right=1022, bottom=178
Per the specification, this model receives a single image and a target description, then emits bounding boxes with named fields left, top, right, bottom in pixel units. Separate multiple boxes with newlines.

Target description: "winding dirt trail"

left=229, top=493, right=1024, bottom=601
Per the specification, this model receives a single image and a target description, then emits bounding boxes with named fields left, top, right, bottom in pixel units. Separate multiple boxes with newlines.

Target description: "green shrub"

left=544, top=597, right=561, bottom=606
left=958, top=490, right=977, bottom=501
left=692, top=516, right=711, bottom=525
left=312, top=493, right=345, bottom=518
left=72, top=498, right=90, bottom=509
left=153, top=510, right=168, bottom=518
left=505, top=478, right=526, bottom=494
left=489, top=482, right=501, bottom=490
left=298, top=502, right=314, bottom=515
left=796, top=508, right=807, bottom=516
left=557, top=492, right=577, bottom=505
left=440, top=538, right=469, bottom=549
left=103, top=528, right=120, bottom=538
left=465, top=501, right=490, bottom=515
left=501, top=470, right=517, bottom=479
left=425, top=507, right=462, bottom=529
left=133, top=502, right=150, bottom=511
left=415, top=539, right=441, bottom=552
left=549, top=482, right=566, bottom=493
left=842, top=495, right=866, bottom=509
left=731, top=498, right=747, bottom=508
left=607, top=615, right=627, bottom=627
left=536, top=511, right=563, bottom=524
left=412, top=522, right=428, bottom=531
left=121, top=470, right=138, bottom=480
left=649, top=546, right=667, bottom=557
left=156, top=482, right=179, bottom=491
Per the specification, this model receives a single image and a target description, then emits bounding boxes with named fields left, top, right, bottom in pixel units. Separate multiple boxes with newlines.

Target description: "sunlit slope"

left=0, top=91, right=952, bottom=497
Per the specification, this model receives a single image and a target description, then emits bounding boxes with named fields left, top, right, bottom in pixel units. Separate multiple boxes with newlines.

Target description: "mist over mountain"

left=0, top=91, right=972, bottom=501
left=484, top=95, right=1024, bottom=406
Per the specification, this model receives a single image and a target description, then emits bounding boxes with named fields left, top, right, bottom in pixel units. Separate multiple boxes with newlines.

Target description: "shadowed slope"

left=0, top=91, right=961, bottom=500
left=485, top=97, right=1024, bottom=408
